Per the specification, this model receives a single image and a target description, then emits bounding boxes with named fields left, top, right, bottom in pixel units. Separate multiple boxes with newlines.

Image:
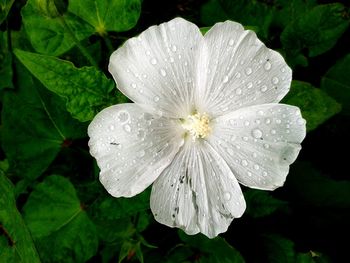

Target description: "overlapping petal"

left=208, top=104, right=306, bottom=190
left=195, top=21, right=292, bottom=117
left=109, top=18, right=203, bottom=118
left=88, top=104, right=184, bottom=197
left=150, top=141, right=246, bottom=238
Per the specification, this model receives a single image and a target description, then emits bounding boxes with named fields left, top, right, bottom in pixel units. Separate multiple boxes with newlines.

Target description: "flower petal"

left=88, top=104, right=184, bottom=197
left=208, top=104, right=306, bottom=190
left=150, top=141, right=246, bottom=238
left=109, top=18, right=203, bottom=118
left=195, top=21, right=292, bottom=117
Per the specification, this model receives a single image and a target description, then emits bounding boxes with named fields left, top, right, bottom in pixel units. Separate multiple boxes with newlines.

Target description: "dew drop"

left=153, top=96, right=160, bottom=102
left=271, top=129, right=276, bottom=135
left=236, top=88, right=242, bottom=95
left=241, top=160, right=248, bottom=166
left=228, top=39, right=234, bottom=46
left=150, top=58, right=157, bottom=65
left=146, top=50, right=151, bottom=56
left=252, top=129, right=263, bottom=139
left=109, top=125, right=115, bottom=131
left=263, top=143, right=270, bottom=149
left=171, top=45, right=177, bottom=52
left=117, top=111, right=130, bottom=123
left=235, top=72, right=241, bottom=78
left=272, top=76, right=279, bottom=84
left=258, top=110, right=264, bottom=116
left=254, top=164, right=260, bottom=170
left=169, top=57, right=174, bottom=63
left=131, top=83, right=137, bottom=89
left=276, top=119, right=282, bottom=124
left=138, top=150, right=145, bottom=158
left=224, top=192, right=231, bottom=201
left=244, top=120, right=250, bottom=126
left=227, top=148, right=235, bottom=156
left=123, top=124, right=131, bottom=133
left=160, top=68, right=167, bottom=77
left=245, top=67, right=252, bottom=75
left=264, top=61, right=272, bottom=71
left=265, top=118, right=271, bottom=124
left=242, top=136, right=249, bottom=141
left=247, top=82, right=253, bottom=89
left=223, top=75, right=229, bottom=83
left=262, top=171, right=268, bottom=177
left=260, top=85, right=268, bottom=92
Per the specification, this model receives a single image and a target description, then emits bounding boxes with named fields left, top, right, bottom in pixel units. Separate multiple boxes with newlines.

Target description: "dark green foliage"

left=0, top=0, right=349, bottom=262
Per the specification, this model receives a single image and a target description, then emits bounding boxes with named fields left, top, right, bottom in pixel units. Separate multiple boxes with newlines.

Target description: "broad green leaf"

left=281, top=3, right=349, bottom=58
left=287, top=162, right=350, bottom=209
left=0, top=0, right=14, bottom=24
left=0, top=174, right=40, bottom=263
left=0, top=30, right=13, bottom=90
left=179, top=231, right=245, bottom=263
left=21, top=0, right=93, bottom=56
left=263, top=234, right=295, bottom=263
left=200, top=0, right=273, bottom=39
left=282, top=80, right=341, bottom=131
left=321, top=54, right=350, bottom=115
left=245, top=189, right=287, bottom=218
left=69, top=0, right=141, bottom=35
left=14, top=49, right=117, bottom=122
left=23, top=175, right=98, bottom=263
left=1, top=62, right=86, bottom=182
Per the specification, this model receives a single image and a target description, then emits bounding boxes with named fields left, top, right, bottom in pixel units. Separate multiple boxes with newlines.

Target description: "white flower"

left=88, top=18, right=306, bottom=238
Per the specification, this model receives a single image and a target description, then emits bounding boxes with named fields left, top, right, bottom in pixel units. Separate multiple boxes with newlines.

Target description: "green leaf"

left=14, top=49, right=117, bottom=122
left=200, top=0, right=273, bottom=39
left=69, top=0, right=141, bottom=35
left=282, top=80, right=341, bottom=131
left=321, top=54, right=350, bottom=115
left=0, top=30, right=13, bottom=90
left=0, top=174, right=41, bottom=263
left=1, top=62, right=86, bottom=182
left=263, top=234, right=295, bottom=263
left=179, top=231, right=245, bottom=263
left=281, top=3, right=349, bottom=58
left=245, top=189, right=287, bottom=218
left=23, top=175, right=98, bottom=263
left=21, top=0, right=93, bottom=56
left=0, top=0, right=14, bottom=24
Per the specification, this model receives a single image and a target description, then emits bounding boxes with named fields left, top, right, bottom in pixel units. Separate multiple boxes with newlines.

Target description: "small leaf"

left=23, top=175, right=98, bottom=263
left=69, top=0, right=141, bottom=35
left=321, top=54, right=350, bottom=115
left=21, top=0, right=93, bottom=56
left=0, top=0, right=15, bottom=24
left=281, top=3, right=349, bottom=58
left=179, top=231, right=245, bottom=263
left=14, top=49, right=117, bottom=122
left=0, top=31, right=13, bottom=90
left=1, top=62, right=86, bottom=182
left=0, top=174, right=41, bottom=263
left=282, top=80, right=341, bottom=131
left=245, top=189, right=287, bottom=218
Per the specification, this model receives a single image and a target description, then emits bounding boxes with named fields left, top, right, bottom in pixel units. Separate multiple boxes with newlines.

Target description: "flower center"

left=181, top=112, right=211, bottom=140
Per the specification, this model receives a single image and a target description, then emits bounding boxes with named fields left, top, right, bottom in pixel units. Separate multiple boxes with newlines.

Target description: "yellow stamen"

left=181, top=112, right=211, bottom=140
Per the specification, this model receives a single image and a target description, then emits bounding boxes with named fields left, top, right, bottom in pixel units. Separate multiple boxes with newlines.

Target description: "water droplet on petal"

left=254, top=164, right=260, bottom=170
left=236, top=88, right=242, bottom=95
left=263, top=143, right=270, bottom=149
left=224, top=192, right=231, bottom=201
left=247, top=82, right=253, bottom=89
left=244, top=120, right=250, bottom=126
left=264, top=61, right=271, bottom=71
left=160, top=68, right=167, bottom=77
left=223, top=75, right=229, bottom=83
left=171, top=45, right=177, bottom=52
left=109, top=125, right=115, bottom=131
left=123, top=124, right=131, bottom=133
left=245, top=67, right=252, bottom=75
left=227, top=148, right=235, bottom=156
left=276, top=119, right=282, bottom=124
left=271, top=129, right=276, bottom=135
left=241, top=160, right=248, bottom=166
left=117, top=111, right=130, bottom=123
left=235, top=72, right=241, bottom=78
left=146, top=50, right=151, bottom=56
left=169, top=57, right=174, bottom=63
left=228, top=39, right=234, bottom=46
left=252, top=129, right=263, bottom=138
left=131, top=83, right=137, bottom=89
left=153, top=96, right=160, bottom=102
left=138, top=150, right=145, bottom=158
left=265, top=118, right=271, bottom=124
left=243, top=136, right=249, bottom=141
left=272, top=76, right=279, bottom=84
left=261, top=85, right=268, bottom=92
left=150, top=58, right=157, bottom=65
